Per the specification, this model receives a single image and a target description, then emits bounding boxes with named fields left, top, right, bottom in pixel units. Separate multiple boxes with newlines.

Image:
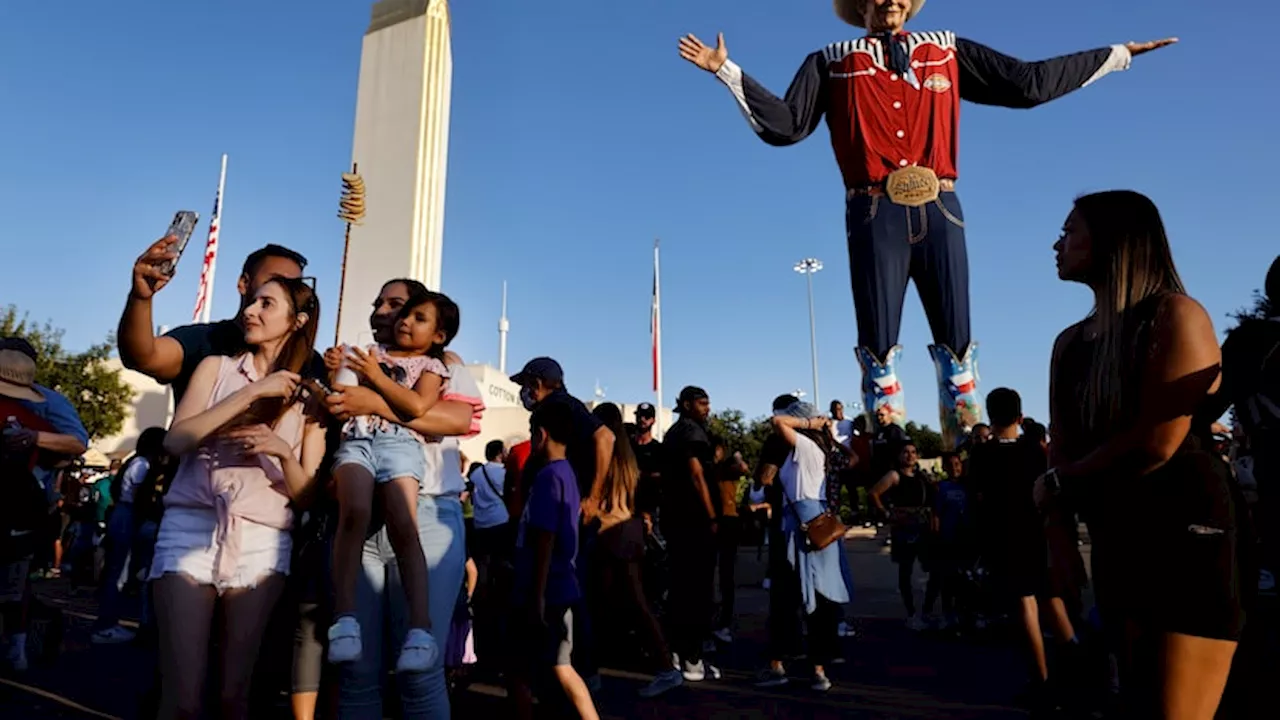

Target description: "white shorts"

left=149, top=507, right=291, bottom=593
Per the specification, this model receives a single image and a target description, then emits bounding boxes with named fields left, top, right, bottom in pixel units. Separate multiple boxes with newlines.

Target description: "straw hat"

left=834, top=0, right=925, bottom=28
left=0, top=348, right=45, bottom=404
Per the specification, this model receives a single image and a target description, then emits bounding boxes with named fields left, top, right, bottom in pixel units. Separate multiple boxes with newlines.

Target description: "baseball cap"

left=677, top=386, right=709, bottom=406
left=511, top=357, right=564, bottom=386
left=636, top=402, right=656, bottom=418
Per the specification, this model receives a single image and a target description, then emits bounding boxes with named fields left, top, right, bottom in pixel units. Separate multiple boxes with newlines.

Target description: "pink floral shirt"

left=164, top=355, right=306, bottom=586
left=341, top=345, right=449, bottom=443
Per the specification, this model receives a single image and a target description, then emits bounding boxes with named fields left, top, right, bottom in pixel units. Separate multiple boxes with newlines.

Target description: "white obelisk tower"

left=498, top=281, right=510, bottom=375
left=336, top=0, right=453, bottom=344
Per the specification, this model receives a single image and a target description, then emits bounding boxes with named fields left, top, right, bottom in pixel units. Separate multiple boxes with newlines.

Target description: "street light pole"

left=793, top=258, right=823, bottom=408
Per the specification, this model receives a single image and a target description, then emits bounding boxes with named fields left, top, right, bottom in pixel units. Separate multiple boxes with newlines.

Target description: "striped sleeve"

left=956, top=37, right=1131, bottom=109
left=441, top=361, right=484, bottom=437
left=714, top=51, right=827, bottom=146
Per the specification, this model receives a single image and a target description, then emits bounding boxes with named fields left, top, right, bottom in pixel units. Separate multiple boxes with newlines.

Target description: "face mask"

left=520, top=386, right=538, bottom=411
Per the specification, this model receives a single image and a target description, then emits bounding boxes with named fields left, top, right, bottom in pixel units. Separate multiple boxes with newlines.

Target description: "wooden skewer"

left=334, top=162, right=361, bottom=346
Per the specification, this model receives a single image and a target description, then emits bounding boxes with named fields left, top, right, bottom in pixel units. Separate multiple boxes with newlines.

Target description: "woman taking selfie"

left=151, top=277, right=327, bottom=720
left=1041, top=190, right=1248, bottom=719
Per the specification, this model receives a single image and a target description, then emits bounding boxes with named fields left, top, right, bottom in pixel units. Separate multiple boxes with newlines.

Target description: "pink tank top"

left=164, top=354, right=306, bottom=584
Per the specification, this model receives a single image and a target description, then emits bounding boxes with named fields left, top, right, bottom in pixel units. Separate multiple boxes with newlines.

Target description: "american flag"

left=651, top=240, right=662, bottom=393
left=651, top=275, right=659, bottom=391
left=192, top=156, right=227, bottom=323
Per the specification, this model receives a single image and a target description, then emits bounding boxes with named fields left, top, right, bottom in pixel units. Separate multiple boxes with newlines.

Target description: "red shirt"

left=825, top=33, right=961, bottom=187
left=715, top=31, right=1125, bottom=189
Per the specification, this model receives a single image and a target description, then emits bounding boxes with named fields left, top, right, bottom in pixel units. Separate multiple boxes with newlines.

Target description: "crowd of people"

left=0, top=195, right=1276, bottom=719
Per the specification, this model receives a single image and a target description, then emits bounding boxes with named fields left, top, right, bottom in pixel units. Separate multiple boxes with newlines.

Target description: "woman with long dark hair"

left=1041, top=190, right=1248, bottom=718
left=91, top=426, right=170, bottom=644
left=869, top=441, right=938, bottom=630
left=583, top=402, right=683, bottom=697
left=150, top=277, right=327, bottom=719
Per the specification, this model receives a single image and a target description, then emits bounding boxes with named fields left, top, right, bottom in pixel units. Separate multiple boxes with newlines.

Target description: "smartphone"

left=301, top=378, right=338, bottom=398
left=159, top=210, right=200, bottom=276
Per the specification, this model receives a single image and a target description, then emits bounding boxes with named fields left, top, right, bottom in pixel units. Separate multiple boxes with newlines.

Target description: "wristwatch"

left=1043, top=467, right=1062, bottom=495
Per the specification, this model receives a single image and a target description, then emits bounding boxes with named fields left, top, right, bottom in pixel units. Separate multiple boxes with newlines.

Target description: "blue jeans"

left=846, top=190, right=970, bottom=357
left=338, top=494, right=465, bottom=720
left=96, top=502, right=137, bottom=630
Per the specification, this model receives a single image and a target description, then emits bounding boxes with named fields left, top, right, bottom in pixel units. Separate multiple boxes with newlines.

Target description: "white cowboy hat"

left=834, top=0, right=926, bottom=28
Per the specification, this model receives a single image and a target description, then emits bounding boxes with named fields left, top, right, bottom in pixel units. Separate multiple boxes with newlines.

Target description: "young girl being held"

left=325, top=290, right=461, bottom=673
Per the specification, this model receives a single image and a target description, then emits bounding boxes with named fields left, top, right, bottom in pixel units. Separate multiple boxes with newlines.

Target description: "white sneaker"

left=681, top=660, right=722, bottom=682
left=395, top=628, right=439, bottom=673
left=638, top=669, right=683, bottom=698
left=811, top=671, right=833, bottom=692
left=328, top=616, right=363, bottom=664
left=906, top=616, right=927, bottom=632
left=712, top=627, right=734, bottom=644
left=91, top=625, right=137, bottom=645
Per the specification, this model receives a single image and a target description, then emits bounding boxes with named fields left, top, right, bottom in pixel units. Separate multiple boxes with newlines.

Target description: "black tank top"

left=1053, top=294, right=1222, bottom=456
left=1053, top=293, right=1230, bottom=526
left=888, top=470, right=930, bottom=509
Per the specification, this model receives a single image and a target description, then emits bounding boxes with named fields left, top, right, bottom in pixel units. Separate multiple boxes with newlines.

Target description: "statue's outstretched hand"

left=679, top=33, right=728, bottom=73
left=1125, top=37, right=1178, bottom=57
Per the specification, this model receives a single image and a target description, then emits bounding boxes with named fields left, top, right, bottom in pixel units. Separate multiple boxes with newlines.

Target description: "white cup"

left=334, top=344, right=360, bottom=386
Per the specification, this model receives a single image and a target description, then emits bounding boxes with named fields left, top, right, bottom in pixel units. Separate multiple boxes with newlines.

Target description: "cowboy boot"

left=856, top=346, right=907, bottom=431
left=927, top=343, right=982, bottom=450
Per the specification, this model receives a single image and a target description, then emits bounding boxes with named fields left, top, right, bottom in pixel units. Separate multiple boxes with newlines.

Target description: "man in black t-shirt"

left=118, top=241, right=323, bottom=403
left=661, top=386, right=721, bottom=682
left=969, top=387, right=1081, bottom=704
left=631, top=402, right=663, bottom=530
left=511, top=357, right=613, bottom=501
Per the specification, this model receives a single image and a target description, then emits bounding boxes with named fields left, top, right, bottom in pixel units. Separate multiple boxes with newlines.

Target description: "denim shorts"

left=333, top=428, right=426, bottom=485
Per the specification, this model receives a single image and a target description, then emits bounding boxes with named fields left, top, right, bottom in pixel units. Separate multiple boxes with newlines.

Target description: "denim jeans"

left=338, top=494, right=465, bottom=720
left=96, top=502, right=137, bottom=630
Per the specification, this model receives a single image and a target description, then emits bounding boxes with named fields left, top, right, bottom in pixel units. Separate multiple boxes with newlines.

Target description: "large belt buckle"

left=885, top=165, right=941, bottom=207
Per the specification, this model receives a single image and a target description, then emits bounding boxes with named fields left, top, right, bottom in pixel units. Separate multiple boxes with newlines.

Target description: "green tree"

left=1228, top=289, right=1273, bottom=331
left=706, top=409, right=773, bottom=470
left=1, top=306, right=135, bottom=441
left=904, top=421, right=944, bottom=458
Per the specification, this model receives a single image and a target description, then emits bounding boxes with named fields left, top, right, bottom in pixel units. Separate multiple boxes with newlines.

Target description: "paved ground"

left=1, top=531, right=1275, bottom=718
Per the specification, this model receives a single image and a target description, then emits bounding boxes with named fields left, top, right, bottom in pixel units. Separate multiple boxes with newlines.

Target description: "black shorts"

left=511, top=604, right=575, bottom=670
left=1105, top=450, right=1249, bottom=641
left=597, top=518, right=645, bottom=563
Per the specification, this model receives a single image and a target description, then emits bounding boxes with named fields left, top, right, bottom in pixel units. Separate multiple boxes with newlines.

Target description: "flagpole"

left=193, top=154, right=227, bottom=324
left=653, top=238, right=664, bottom=440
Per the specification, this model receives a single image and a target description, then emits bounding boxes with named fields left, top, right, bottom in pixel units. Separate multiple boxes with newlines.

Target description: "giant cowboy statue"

left=679, top=1, right=1175, bottom=447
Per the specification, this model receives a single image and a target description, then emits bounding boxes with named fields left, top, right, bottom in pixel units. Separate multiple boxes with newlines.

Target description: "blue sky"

left=1, top=1, right=1275, bottom=425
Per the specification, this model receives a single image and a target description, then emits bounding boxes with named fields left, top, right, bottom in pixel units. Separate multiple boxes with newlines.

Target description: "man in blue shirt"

left=0, top=338, right=89, bottom=458
left=509, top=400, right=598, bottom=720
left=1, top=338, right=88, bottom=672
